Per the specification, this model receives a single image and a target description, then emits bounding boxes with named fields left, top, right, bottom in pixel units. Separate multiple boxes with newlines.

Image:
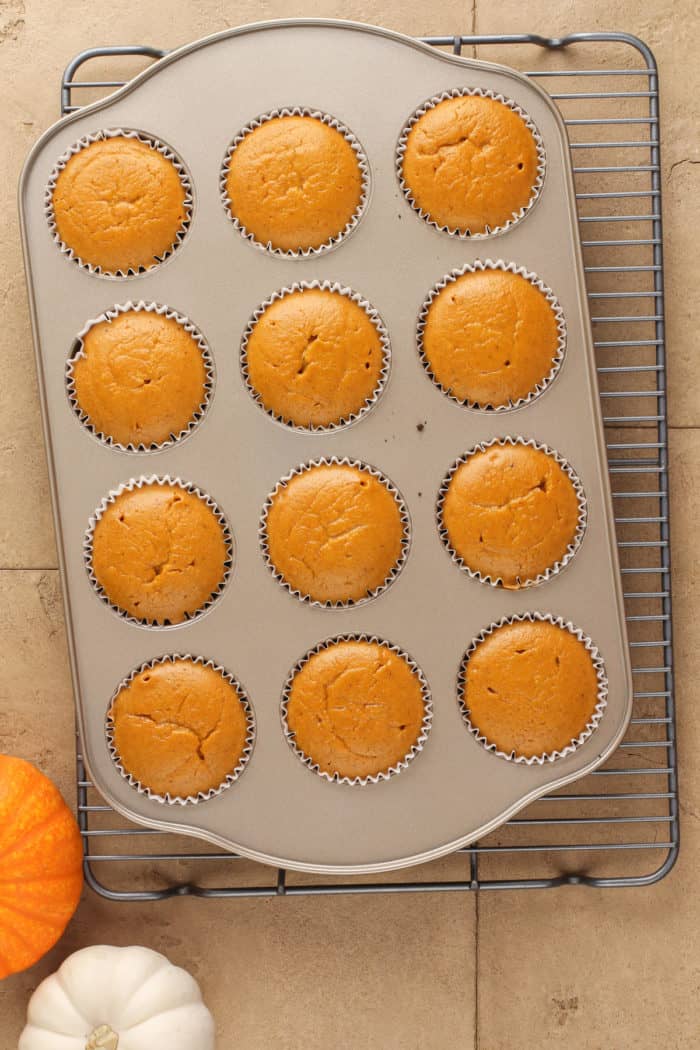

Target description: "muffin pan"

left=19, top=18, right=633, bottom=874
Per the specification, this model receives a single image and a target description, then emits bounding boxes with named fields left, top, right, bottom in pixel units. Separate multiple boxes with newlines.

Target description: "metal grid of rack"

left=63, top=30, right=677, bottom=898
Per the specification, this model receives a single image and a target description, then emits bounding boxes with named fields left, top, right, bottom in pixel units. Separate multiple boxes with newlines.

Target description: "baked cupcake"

left=439, top=439, right=584, bottom=588
left=50, top=134, right=189, bottom=273
left=400, top=91, right=542, bottom=236
left=88, top=480, right=231, bottom=625
left=263, top=461, right=407, bottom=605
left=420, top=266, right=563, bottom=409
left=69, top=306, right=211, bottom=448
left=223, top=112, right=366, bottom=253
left=243, top=284, right=387, bottom=429
left=108, top=656, right=252, bottom=799
left=461, top=617, right=605, bottom=760
left=284, top=638, right=429, bottom=781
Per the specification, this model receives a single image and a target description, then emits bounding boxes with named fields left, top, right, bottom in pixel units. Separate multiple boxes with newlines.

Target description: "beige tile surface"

left=1, top=2, right=697, bottom=1048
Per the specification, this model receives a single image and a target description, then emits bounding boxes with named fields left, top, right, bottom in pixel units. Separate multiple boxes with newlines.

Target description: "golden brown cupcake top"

left=463, top=620, right=601, bottom=758
left=109, top=658, right=250, bottom=797
left=244, top=287, right=384, bottom=428
left=71, top=309, right=208, bottom=447
left=286, top=639, right=426, bottom=779
left=421, top=269, right=561, bottom=408
left=91, top=482, right=229, bottom=624
left=441, top=443, right=581, bottom=588
left=264, top=463, right=405, bottom=605
left=401, top=94, right=540, bottom=235
left=51, top=136, right=188, bottom=273
left=224, top=114, right=364, bottom=252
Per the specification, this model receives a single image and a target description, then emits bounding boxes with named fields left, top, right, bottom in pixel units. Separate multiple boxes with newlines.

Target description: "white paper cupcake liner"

left=260, top=457, right=411, bottom=608
left=66, top=301, right=215, bottom=452
left=45, top=128, right=193, bottom=277
left=436, top=436, right=587, bottom=589
left=84, top=476, right=234, bottom=628
left=281, top=633, right=433, bottom=786
left=105, top=653, right=255, bottom=804
left=220, top=106, right=370, bottom=258
left=240, top=280, right=390, bottom=433
left=396, top=87, right=546, bottom=239
left=457, top=612, right=608, bottom=766
left=417, top=259, right=567, bottom=412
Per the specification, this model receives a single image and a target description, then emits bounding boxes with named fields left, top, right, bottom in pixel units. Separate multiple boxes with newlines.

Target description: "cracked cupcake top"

left=90, top=482, right=229, bottom=624
left=71, top=309, right=209, bottom=447
left=285, top=639, right=426, bottom=779
left=263, top=462, right=405, bottom=605
left=441, top=443, right=580, bottom=588
left=109, top=658, right=249, bottom=797
left=51, top=136, right=188, bottom=273
left=421, top=268, right=561, bottom=409
left=224, top=114, right=363, bottom=252
left=463, top=620, right=600, bottom=758
left=400, top=94, right=540, bottom=235
left=244, top=287, right=385, bottom=429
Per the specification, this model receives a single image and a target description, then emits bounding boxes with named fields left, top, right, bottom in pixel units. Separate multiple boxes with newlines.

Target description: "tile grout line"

left=470, top=0, right=477, bottom=58
left=1, top=566, right=61, bottom=573
left=474, top=888, right=480, bottom=1050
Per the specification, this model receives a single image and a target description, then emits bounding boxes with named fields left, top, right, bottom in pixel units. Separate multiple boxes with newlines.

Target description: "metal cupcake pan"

left=19, top=18, right=633, bottom=875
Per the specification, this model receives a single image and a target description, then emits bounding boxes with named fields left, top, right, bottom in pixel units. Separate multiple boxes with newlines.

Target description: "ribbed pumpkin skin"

left=0, top=755, right=83, bottom=979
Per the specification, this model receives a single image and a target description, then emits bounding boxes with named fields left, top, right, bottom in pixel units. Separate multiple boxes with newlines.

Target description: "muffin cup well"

left=457, top=612, right=608, bottom=766
left=417, top=259, right=567, bottom=412
left=240, top=280, right=390, bottom=433
left=436, top=436, right=587, bottom=589
left=45, top=128, right=193, bottom=278
left=260, top=456, right=411, bottom=609
left=220, top=106, right=370, bottom=258
left=106, top=653, right=256, bottom=805
left=84, top=476, right=234, bottom=629
left=66, top=301, right=215, bottom=453
left=396, top=87, right=546, bottom=239
left=281, top=634, right=433, bottom=786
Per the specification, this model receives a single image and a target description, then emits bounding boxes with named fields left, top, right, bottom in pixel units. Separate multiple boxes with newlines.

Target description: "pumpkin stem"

left=86, top=1024, right=119, bottom=1050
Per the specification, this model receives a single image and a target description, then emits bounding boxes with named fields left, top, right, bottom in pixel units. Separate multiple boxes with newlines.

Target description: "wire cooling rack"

left=64, top=31, right=677, bottom=898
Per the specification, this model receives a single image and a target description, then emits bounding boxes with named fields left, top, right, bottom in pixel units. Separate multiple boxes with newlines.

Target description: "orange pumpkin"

left=0, top=755, right=83, bottom=979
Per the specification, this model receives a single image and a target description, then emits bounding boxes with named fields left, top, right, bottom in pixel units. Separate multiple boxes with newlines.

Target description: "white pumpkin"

left=19, top=945, right=216, bottom=1050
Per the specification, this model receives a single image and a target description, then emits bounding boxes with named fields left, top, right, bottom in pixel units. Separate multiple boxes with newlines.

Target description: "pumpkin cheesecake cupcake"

left=459, top=614, right=607, bottom=762
left=262, top=459, right=409, bottom=606
left=283, top=636, right=431, bottom=782
left=108, top=655, right=254, bottom=800
left=242, top=283, right=388, bottom=430
left=399, top=89, right=543, bottom=236
left=222, top=110, right=367, bottom=254
left=419, top=263, right=565, bottom=410
left=87, top=478, right=231, bottom=625
left=438, top=438, right=585, bottom=588
left=68, top=304, right=212, bottom=449
left=49, top=131, right=190, bottom=274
